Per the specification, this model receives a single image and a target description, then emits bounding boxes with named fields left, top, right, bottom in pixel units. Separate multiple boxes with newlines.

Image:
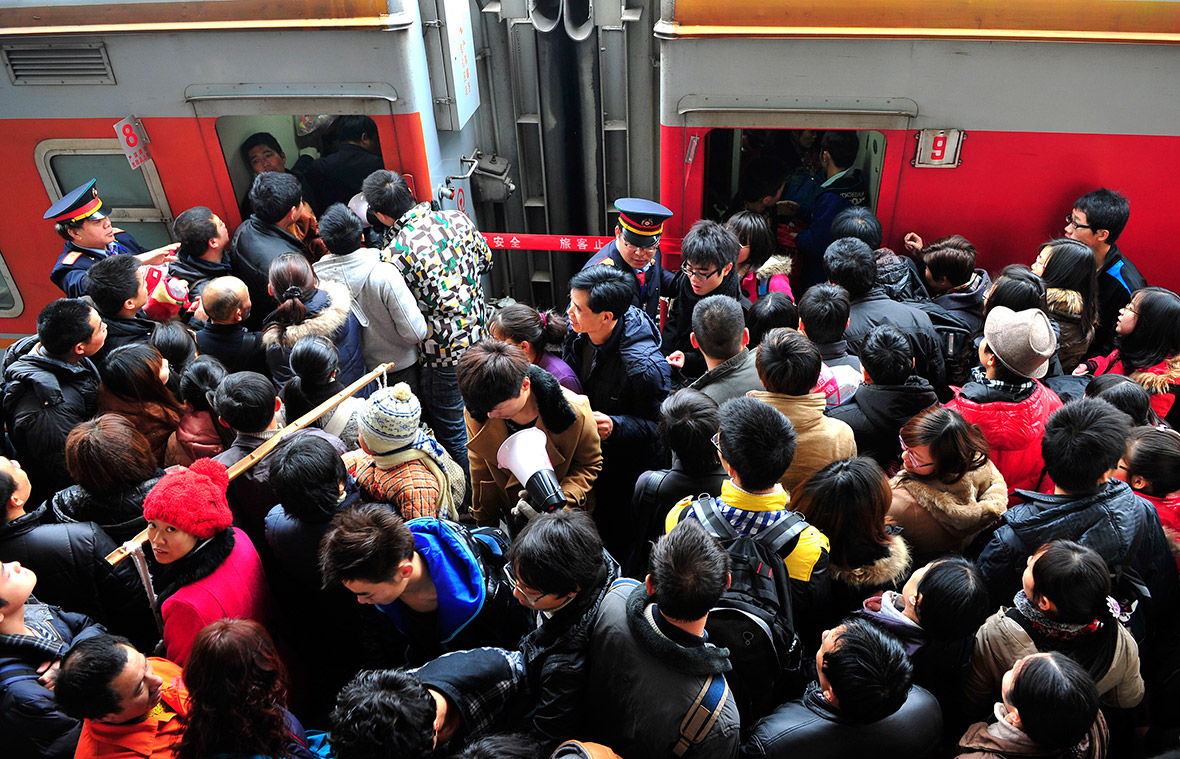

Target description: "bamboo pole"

left=105, top=361, right=393, bottom=565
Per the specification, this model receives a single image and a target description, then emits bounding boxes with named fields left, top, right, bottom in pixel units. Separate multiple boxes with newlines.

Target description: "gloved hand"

left=510, top=489, right=541, bottom=521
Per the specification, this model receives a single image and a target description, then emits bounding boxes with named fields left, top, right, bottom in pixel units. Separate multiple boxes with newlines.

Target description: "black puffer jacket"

left=50, top=471, right=163, bottom=543
left=2, top=342, right=100, bottom=500
left=0, top=505, right=158, bottom=650
left=845, top=288, right=948, bottom=400
left=0, top=600, right=105, bottom=759
left=662, top=270, right=742, bottom=380
left=230, top=216, right=309, bottom=330
left=520, top=550, right=621, bottom=746
left=826, top=376, right=938, bottom=470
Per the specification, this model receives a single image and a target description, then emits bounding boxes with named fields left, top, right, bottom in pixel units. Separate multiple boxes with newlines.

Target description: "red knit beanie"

left=142, top=458, right=233, bottom=539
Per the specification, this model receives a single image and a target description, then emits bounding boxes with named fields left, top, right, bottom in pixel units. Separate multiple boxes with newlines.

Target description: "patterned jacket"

left=380, top=202, right=493, bottom=367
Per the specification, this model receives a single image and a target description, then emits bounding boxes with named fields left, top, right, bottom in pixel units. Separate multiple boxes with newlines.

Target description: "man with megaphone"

left=457, top=340, right=602, bottom=529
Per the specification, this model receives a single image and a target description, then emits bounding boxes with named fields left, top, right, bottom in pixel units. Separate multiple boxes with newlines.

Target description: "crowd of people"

left=3, top=125, right=1180, bottom=759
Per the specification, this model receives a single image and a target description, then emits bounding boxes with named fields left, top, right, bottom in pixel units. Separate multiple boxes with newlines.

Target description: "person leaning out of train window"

left=84, top=254, right=158, bottom=363
left=238, top=131, right=328, bottom=259
left=663, top=220, right=742, bottom=382
left=45, top=179, right=178, bottom=299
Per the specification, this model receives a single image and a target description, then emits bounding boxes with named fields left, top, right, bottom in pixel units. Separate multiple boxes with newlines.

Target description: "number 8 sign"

left=113, top=116, right=152, bottom=170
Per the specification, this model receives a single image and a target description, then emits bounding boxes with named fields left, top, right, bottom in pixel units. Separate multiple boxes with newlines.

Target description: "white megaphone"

left=496, top=427, right=566, bottom=514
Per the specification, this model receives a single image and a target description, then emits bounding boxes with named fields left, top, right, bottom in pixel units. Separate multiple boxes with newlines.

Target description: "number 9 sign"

left=913, top=129, right=964, bottom=168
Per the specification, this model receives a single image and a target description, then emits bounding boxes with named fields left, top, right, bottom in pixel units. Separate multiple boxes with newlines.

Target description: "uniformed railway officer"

left=45, top=179, right=179, bottom=297
left=581, top=198, right=674, bottom=323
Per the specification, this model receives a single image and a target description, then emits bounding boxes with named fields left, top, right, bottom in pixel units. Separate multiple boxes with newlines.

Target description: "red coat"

left=945, top=382, right=1063, bottom=504
left=160, top=527, right=272, bottom=665
left=1091, top=350, right=1180, bottom=426
left=1140, top=491, right=1180, bottom=571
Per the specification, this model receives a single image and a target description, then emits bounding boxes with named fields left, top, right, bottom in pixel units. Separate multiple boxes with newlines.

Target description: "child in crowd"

left=746, top=291, right=798, bottom=347
left=166, top=355, right=234, bottom=466
left=280, top=336, right=363, bottom=449
left=489, top=302, right=582, bottom=393
left=1114, top=426, right=1180, bottom=567
left=1085, top=373, right=1163, bottom=427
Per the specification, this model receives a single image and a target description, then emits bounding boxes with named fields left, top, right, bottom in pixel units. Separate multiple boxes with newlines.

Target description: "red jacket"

left=75, top=658, right=187, bottom=759
left=161, top=527, right=272, bottom=665
left=945, top=381, right=1063, bottom=504
left=1091, top=350, right=1180, bottom=425
left=1140, top=490, right=1180, bottom=571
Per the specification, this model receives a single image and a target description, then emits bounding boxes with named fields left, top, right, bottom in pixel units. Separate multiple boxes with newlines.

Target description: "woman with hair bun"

left=489, top=302, right=581, bottom=393
left=176, top=618, right=315, bottom=759
left=165, top=355, right=235, bottom=467
left=280, top=335, right=363, bottom=449
left=262, top=253, right=364, bottom=389
left=888, top=406, right=1008, bottom=564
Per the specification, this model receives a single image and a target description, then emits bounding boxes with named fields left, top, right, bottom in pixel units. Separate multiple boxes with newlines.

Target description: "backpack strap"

left=755, top=511, right=809, bottom=558
left=673, top=672, right=730, bottom=757
left=691, top=495, right=739, bottom=542
left=638, top=470, right=671, bottom=515
left=0, top=661, right=40, bottom=690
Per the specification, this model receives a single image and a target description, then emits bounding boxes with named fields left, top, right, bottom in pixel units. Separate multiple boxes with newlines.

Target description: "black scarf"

left=152, top=529, right=235, bottom=605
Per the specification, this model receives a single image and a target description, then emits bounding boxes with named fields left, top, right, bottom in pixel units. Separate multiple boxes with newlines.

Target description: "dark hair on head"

left=178, top=355, right=228, bottom=413
left=899, top=406, right=989, bottom=484
left=362, top=169, right=416, bottom=221
left=859, top=325, right=914, bottom=385
left=1074, top=188, right=1130, bottom=243
left=650, top=519, right=732, bottom=621
left=488, top=303, right=568, bottom=359
left=270, top=434, right=348, bottom=523
left=211, top=372, right=279, bottom=433
left=55, top=634, right=134, bottom=720
left=239, top=132, right=283, bottom=163
left=175, top=619, right=290, bottom=759
left=457, top=733, right=545, bottom=759
left=151, top=321, right=197, bottom=373
left=830, top=207, right=882, bottom=250
left=821, top=130, right=860, bottom=169
left=692, top=295, right=746, bottom=360
left=756, top=327, right=821, bottom=395
left=320, top=503, right=416, bottom=588
left=101, top=343, right=184, bottom=415
left=923, top=235, right=977, bottom=288
left=336, top=115, right=378, bottom=143
left=792, top=457, right=892, bottom=568
left=746, top=292, right=799, bottom=347
left=658, top=389, right=720, bottom=472
left=330, top=669, right=435, bottom=759
left=172, top=206, right=218, bottom=260
left=248, top=171, right=302, bottom=224
left=569, top=266, right=632, bottom=321
left=984, top=265, right=1048, bottom=322
left=265, top=253, right=317, bottom=329
left=726, top=211, right=776, bottom=270
left=1122, top=427, right=1180, bottom=497
left=820, top=618, right=912, bottom=721
left=1007, top=652, right=1100, bottom=750
left=0, top=469, right=16, bottom=508
left=680, top=219, right=740, bottom=271
left=201, top=277, right=248, bottom=323
left=1029, top=540, right=1111, bottom=624
left=735, top=158, right=787, bottom=204
left=823, top=237, right=876, bottom=297
left=54, top=216, right=90, bottom=242
left=281, top=336, right=341, bottom=420
left=66, top=415, right=158, bottom=496
left=1042, top=398, right=1130, bottom=494
left=85, top=254, right=141, bottom=316
left=1038, top=238, right=1098, bottom=336
left=507, top=510, right=605, bottom=597
left=456, top=339, right=531, bottom=422
left=37, top=298, right=97, bottom=356
left=319, top=202, right=365, bottom=256
left=719, top=397, right=796, bottom=490
left=912, top=557, right=990, bottom=639
left=1085, top=373, right=1157, bottom=426
left=798, top=283, right=851, bottom=345
left=1118, top=287, right=1180, bottom=372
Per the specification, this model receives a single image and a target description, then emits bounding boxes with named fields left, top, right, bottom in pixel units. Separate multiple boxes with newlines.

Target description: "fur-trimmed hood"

left=893, top=461, right=1009, bottom=532
left=1131, top=353, right=1180, bottom=395
left=756, top=254, right=793, bottom=279
left=830, top=534, right=911, bottom=590
left=1046, top=286, right=1085, bottom=318
left=261, top=279, right=352, bottom=349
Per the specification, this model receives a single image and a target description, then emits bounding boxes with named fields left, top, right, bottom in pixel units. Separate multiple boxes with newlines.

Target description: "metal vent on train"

left=2, top=43, right=115, bottom=86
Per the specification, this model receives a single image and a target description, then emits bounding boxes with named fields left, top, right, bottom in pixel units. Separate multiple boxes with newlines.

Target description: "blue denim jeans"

left=420, top=364, right=470, bottom=475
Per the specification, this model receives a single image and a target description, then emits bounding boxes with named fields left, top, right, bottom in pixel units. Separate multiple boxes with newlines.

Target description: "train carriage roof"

left=658, top=0, right=1180, bottom=43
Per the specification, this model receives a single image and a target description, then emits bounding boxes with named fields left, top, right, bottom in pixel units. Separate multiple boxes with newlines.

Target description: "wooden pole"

left=105, top=362, right=393, bottom=565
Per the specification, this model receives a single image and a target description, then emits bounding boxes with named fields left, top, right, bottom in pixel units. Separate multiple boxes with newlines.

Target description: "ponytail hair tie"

left=540, top=311, right=548, bottom=327
left=282, top=286, right=303, bottom=301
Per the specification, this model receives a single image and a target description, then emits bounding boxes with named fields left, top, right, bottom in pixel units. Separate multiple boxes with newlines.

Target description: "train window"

left=0, top=247, right=25, bottom=317
left=213, top=115, right=312, bottom=218
left=703, top=128, right=886, bottom=220
left=34, top=139, right=176, bottom=249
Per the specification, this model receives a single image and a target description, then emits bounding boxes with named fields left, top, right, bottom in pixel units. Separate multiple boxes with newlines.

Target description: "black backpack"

left=689, top=495, right=807, bottom=723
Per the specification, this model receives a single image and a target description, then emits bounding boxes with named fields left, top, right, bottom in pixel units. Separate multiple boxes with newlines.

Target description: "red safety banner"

left=484, top=233, right=683, bottom=255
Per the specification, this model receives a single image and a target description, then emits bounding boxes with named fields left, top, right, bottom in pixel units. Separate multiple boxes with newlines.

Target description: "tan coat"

left=97, top=386, right=182, bottom=468
left=747, top=390, right=857, bottom=491
left=964, top=607, right=1144, bottom=712
left=466, top=386, right=602, bottom=526
left=888, top=460, right=1009, bottom=564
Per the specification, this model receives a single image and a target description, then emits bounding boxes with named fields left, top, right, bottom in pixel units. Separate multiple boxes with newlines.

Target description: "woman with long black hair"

left=1032, top=238, right=1099, bottom=372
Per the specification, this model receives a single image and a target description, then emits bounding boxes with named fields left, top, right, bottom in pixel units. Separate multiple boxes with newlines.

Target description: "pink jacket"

left=160, top=527, right=273, bottom=665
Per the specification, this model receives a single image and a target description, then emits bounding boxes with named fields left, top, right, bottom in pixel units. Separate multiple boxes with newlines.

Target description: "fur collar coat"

left=888, top=460, right=1009, bottom=564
